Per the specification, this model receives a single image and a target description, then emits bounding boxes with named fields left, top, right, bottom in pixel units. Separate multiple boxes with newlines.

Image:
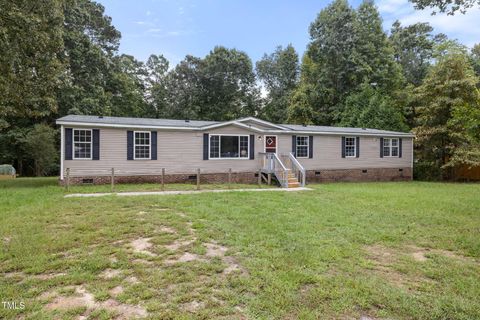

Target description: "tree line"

left=1, top=0, right=479, bottom=179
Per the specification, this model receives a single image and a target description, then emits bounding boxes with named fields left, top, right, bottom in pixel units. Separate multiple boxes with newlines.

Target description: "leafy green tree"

left=23, top=125, right=58, bottom=176
left=57, top=0, right=121, bottom=117
left=145, top=54, right=169, bottom=118
left=338, top=84, right=409, bottom=131
left=165, top=47, right=259, bottom=121
left=471, top=43, right=480, bottom=79
left=410, top=0, right=480, bottom=15
left=355, top=0, right=403, bottom=92
left=287, top=83, right=317, bottom=125
left=414, top=48, right=479, bottom=178
left=0, top=0, right=64, bottom=127
left=109, top=54, right=149, bottom=117
left=295, top=0, right=402, bottom=125
left=389, top=21, right=442, bottom=86
left=256, top=45, right=299, bottom=123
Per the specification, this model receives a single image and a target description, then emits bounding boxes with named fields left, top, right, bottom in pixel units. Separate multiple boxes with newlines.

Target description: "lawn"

left=1, top=178, right=479, bottom=319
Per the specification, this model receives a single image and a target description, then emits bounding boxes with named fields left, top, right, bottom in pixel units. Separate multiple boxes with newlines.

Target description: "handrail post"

left=258, top=169, right=261, bottom=186
left=228, top=168, right=232, bottom=188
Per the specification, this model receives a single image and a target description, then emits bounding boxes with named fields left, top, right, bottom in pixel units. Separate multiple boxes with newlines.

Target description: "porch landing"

left=65, top=187, right=313, bottom=198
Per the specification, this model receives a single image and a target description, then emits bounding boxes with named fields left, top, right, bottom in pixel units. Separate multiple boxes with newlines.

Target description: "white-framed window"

left=73, top=129, right=92, bottom=159
left=383, top=138, right=399, bottom=157
left=345, top=137, right=356, bottom=157
left=209, top=134, right=249, bottom=159
left=134, top=131, right=151, bottom=160
left=296, top=136, right=309, bottom=158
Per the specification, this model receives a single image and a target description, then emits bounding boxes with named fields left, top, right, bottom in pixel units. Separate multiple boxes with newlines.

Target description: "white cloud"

left=378, top=0, right=480, bottom=47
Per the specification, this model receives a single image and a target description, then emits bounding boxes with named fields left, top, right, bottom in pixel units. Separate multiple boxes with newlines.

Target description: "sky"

left=96, top=0, right=480, bottom=66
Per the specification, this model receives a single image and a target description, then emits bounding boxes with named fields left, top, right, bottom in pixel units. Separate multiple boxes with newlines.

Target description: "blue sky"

left=97, top=0, right=480, bottom=65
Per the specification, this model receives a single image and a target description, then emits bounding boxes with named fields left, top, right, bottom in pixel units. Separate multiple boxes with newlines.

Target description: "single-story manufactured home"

left=56, top=115, right=414, bottom=187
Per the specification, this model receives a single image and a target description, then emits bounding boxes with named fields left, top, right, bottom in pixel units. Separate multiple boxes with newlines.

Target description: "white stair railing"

left=259, top=152, right=289, bottom=188
left=280, top=153, right=306, bottom=187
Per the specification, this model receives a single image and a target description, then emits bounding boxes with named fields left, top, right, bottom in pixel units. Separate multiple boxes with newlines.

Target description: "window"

left=209, top=135, right=249, bottom=159
left=383, top=138, right=399, bottom=157
left=134, top=131, right=150, bottom=159
left=345, top=137, right=356, bottom=157
left=73, top=129, right=92, bottom=159
left=296, top=136, right=309, bottom=158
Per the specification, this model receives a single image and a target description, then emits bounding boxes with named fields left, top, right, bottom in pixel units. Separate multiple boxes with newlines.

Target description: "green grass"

left=1, top=178, right=479, bottom=319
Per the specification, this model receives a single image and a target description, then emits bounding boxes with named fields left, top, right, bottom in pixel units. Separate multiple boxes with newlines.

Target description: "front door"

left=265, top=136, right=277, bottom=153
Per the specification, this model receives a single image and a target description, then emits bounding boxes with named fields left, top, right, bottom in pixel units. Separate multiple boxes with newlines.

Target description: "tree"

left=56, top=0, right=121, bottom=117
left=471, top=43, right=480, bottom=79
left=256, top=45, right=299, bottom=123
left=164, top=47, right=259, bottom=121
left=0, top=0, right=64, bottom=127
left=414, top=48, right=479, bottom=179
left=23, top=125, right=58, bottom=176
left=295, top=0, right=402, bottom=125
left=410, top=0, right=480, bottom=15
left=389, top=21, right=442, bottom=86
left=355, top=0, right=403, bottom=92
left=338, top=84, right=409, bottom=131
left=109, top=54, right=149, bottom=117
left=145, top=54, right=169, bottom=118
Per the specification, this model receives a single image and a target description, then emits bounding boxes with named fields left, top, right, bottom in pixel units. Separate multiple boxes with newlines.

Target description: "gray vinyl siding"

left=63, top=125, right=412, bottom=177
left=276, top=134, right=412, bottom=170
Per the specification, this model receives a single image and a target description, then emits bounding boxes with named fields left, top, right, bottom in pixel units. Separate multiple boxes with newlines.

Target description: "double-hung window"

left=209, top=135, right=249, bottom=159
left=134, top=131, right=151, bottom=159
left=383, top=138, right=399, bottom=157
left=296, top=136, right=309, bottom=158
left=73, top=129, right=92, bottom=159
left=345, top=137, right=356, bottom=157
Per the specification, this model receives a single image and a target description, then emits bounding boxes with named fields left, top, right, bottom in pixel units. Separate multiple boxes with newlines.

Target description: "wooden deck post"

left=267, top=173, right=271, bottom=185
left=258, top=170, right=262, bottom=186
left=228, top=168, right=232, bottom=188
left=161, top=168, right=165, bottom=191
left=66, top=168, right=70, bottom=191
left=197, top=168, right=200, bottom=190
left=111, top=168, right=115, bottom=192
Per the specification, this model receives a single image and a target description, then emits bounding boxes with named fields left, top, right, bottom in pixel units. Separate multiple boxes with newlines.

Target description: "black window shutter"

left=292, top=135, right=297, bottom=157
left=399, top=138, right=402, bottom=158
left=203, top=133, right=209, bottom=160
left=249, top=135, right=255, bottom=160
left=92, top=129, right=100, bottom=160
left=356, top=137, right=360, bottom=158
left=380, top=137, right=384, bottom=158
left=308, top=136, right=313, bottom=158
left=341, top=136, right=346, bottom=158
left=65, top=128, right=72, bottom=160
left=127, top=131, right=133, bottom=160
left=151, top=131, right=157, bottom=160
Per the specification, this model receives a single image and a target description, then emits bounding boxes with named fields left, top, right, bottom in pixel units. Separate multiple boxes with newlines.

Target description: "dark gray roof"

left=281, top=124, right=412, bottom=136
left=56, top=115, right=219, bottom=128
left=56, top=115, right=413, bottom=136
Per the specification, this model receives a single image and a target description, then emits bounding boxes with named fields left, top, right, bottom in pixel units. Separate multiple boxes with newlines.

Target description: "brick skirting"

left=60, top=167, right=412, bottom=185
left=306, top=167, right=412, bottom=183
left=61, top=171, right=259, bottom=186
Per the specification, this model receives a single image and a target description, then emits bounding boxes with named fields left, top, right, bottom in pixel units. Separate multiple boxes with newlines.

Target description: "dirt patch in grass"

left=130, top=237, right=156, bottom=256
left=46, top=285, right=147, bottom=319
left=364, top=245, right=432, bottom=289
left=156, top=225, right=177, bottom=234
left=100, top=268, right=122, bottom=279
left=109, top=285, right=124, bottom=297
left=406, top=245, right=477, bottom=263
left=164, top=239, right=195, bottom=251
left=182, top=300, right=205, bottom=313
